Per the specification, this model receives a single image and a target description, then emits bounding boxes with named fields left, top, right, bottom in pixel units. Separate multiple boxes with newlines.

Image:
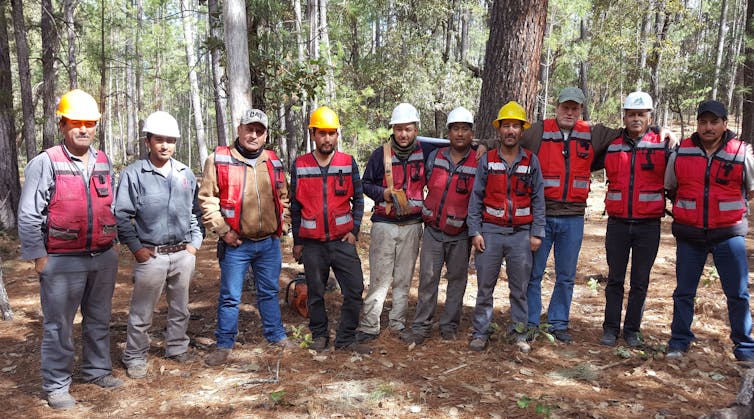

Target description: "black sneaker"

left=336, top=342, right=373, bottom=354
left=440, top=329, right=457, bottom=341
left=355, top=331, right=378, bottom=343
left=600, top=332, right=617, bottom=347
left=624, top=333, right=642, bottom=348
left=551, top=330, right=572, bottom=343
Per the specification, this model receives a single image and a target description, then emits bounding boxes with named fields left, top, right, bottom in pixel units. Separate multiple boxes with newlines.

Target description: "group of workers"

left=16, top=87, right=754, bottom=410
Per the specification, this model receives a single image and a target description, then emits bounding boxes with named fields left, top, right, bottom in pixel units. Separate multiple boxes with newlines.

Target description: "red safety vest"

left=294, top=151, right=355, bottom=241
left=672, top=136, right=747, bottom=229
left=539, top=119, right=594, bottom=203
left=422, top=148, right=478, bottom=235
left=604, top=131, right=667, bottom=219
left=374, top=146, right=425, bottom=218
left=481, top=149, right=534, bottom=226
left=45, top=145, right=116, bottom=253
left=214, top=146, right=286, bottom=236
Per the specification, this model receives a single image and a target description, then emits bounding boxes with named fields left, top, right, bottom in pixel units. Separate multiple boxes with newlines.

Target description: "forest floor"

left=1, top=183, right=753, bottom=418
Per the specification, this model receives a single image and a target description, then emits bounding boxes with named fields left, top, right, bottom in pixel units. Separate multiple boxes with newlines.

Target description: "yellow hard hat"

left=308, top=106, right=341, bottom=129
left=56, top=89, right=101, bottom=121
left=492, top=101, right=529, bottom=130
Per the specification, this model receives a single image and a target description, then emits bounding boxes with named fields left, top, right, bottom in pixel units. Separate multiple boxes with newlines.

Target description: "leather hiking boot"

left=399, top=329, right=425, bottom=345
left=167, top=351, right=195, bottom=363
left=205, top=348, right=231, bottom=366
left=310, top=336, right=329, bottom=352
left=270, top=338, right=297, bottom=349
left=551, top=330, right=572, bottom=343
left=440, top=329, right=457, bottom=341
left=47, top=391, right=75, bottom=409
left=600, top=332, right=617, bottom=347
left=513, top=333, right=531, bottom=353
left=126, top=363, right=147, bottom=379
left=90, top=374, right=124, bottom=388
left=355, top=331, right=378, bottom=343
left=666, top=349, right=684, bottom=360
left=336, top=342, right=373, bottom=354
left=469, top=338, right=487, bottom=352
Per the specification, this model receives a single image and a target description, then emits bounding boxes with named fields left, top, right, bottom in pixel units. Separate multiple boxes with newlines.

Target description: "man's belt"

left=145, top=243, right=188, bottom=254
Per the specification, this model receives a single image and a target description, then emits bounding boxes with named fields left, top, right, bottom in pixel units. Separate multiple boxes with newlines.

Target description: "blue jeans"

left=669, top=237, right=754, bottom=360
left=216, top=237, right=286, bottom=347
left=527, top=215, right=584, bottom=330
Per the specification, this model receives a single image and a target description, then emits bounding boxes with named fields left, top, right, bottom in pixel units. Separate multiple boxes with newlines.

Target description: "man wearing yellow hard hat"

left=18, top=89, right=122, bottom=409
left=289, top=106, right=372, bottom=354
left=466, top=101, right=545, bottom=353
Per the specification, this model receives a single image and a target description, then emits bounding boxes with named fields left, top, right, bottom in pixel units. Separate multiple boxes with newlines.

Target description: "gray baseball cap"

left=240, top=108, right=268, bottom=128
left=557, top=87, right=586, bottom=104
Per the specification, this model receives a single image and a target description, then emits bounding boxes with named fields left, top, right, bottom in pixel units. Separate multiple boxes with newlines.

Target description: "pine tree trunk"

left=41, top=0, right=58, bottom=150
left=0, top=0, right=21, bottom=231
left=98, top=0, right=106, bottom=152
left=208, top=0, right=228, bottom=146
left=11, top=0, right=36, bottom=161
left=740, top=0, right=754, bottom=142
left=0, top=256, right=12, bottom=321
left=476, top=0, right=547, bottom=140
left=64, top=0, right=77, bottom=88
left=223, top=0, right=252, bottom=127
left=711, top=0, right=729, bottom=100
left=181, top=0, right=208, bottom=168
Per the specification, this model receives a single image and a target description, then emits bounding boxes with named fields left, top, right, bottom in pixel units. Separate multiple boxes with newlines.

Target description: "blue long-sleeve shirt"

left=290, top=153, right=364, bottom=245
left=467, top=146, right=546, bottom=238
left=114, top=157, right=203, bottom=253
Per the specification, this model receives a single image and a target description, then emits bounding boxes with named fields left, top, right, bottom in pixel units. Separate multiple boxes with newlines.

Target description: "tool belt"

left=144, top=243, right=188, bottom=254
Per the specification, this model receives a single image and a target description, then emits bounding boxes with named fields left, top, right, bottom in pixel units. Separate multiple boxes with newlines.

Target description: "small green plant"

left=369, top=383, right=395, bottom=401
left=288, top=325, right=313, bottom=349
left=269, top=390, right=286, bottom=405
left=587, top=276, right=600, bottom=295
left=526, top=323, right=555, bottom=343
left=614, top=346, right=631, bottom=359
left=517, top=394, right=556, bottom=417
left=702, top=267, right=719, bottom=287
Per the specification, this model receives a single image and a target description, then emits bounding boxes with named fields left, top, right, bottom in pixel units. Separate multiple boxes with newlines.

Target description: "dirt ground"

left=2, top=183, right=754, bottom=418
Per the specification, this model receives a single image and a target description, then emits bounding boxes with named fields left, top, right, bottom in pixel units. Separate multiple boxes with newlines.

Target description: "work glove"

left=390, top=189, right=410, bottom=217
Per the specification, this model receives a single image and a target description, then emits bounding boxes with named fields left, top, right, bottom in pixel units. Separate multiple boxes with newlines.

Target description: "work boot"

left=600, top=332, right=617, bottom=347
left=355, top=331, right=378, bottom=343
left=310, top=336, right=329, bottom=352
left=47, top=391, right=76, bottom=409
left=167, top=351, right=195, bottom=363
left=666, top=350, right=684, bottom=360
left=624, top=333, right=642, bottom=348
left=205, top=348, right=231, bottom=366
left=513, top=333, right=531, bottom=353
left=399, top=329, right=425, bottom=345
left=336, top=342, right=373, bottom=354
left=440, top=329, right=457, bottom=341
left=126, top=362, right=147, bottom=379
left=270, top=338, right=297, bottom=349
left=551, top=330, right=572, bottom=343
left=90, top=374, right=124, bottom=388
left=469, top=338, right=487, bottom=352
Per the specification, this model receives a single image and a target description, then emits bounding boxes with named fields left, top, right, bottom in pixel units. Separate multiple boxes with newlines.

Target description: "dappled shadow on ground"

left=1, top=206, right=754, bottom=417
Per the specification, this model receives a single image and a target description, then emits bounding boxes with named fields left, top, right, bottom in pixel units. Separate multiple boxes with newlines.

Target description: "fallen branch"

left=442, top=364, right=468, bottom=375
left=241, top=348, right=283, bottom=385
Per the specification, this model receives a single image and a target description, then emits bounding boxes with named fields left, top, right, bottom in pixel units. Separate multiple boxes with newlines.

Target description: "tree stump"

left=0, top=256, right=13, bottom=321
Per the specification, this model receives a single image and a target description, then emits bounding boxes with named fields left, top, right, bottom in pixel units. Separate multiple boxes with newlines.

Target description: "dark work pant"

left=602, top=218, right=660, bottom=336
left=301, top=239, right=364, bottom=347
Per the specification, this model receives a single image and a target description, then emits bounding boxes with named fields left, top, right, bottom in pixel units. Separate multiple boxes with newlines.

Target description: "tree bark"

left=98, top=0, right=106, bottom=152
left=711, top=0, right=729, bottom=100
left=0, top=0, right=21, bottom=231
left=41, top=0, right=58, bottom=150
left=0, top=256, right=12, bottom=320
left=180, top=0, right=208, bottom=168
left=223, top=0, right=252, bottom=128
left=579, top=17, right=590, bottom=121
left=208, top=0, right=228, bottom=146
left=63, top=0, right=78, bottom=88
left=10, top=0, right=36, bottom=161
left=740, top=0, right=754, bottom=142
left=477, top=0, right=547, bottom=140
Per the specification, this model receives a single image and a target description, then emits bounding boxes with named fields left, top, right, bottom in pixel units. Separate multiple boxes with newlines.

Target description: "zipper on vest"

left=84, top=169, right=94, bottom=250
left=252, top=164, right=262, bottom=234
left=561, top=136, right=571, bottom=202
left=627, top=145, right=637, bottom=218
left=703, top=155, right=712, bottom=229
left=322, top=165, right=331, bottom=241
left=436, top=160, right=457, bottom=227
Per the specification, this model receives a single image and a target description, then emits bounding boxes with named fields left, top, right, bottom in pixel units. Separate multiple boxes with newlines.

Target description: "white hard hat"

left=446, top=107, right=474, bottom=128
left=389, top=103, right=420, bottom=126
left=623, top=91, right=653, bottom=111
left=143, top=111, right=181, bottom=138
